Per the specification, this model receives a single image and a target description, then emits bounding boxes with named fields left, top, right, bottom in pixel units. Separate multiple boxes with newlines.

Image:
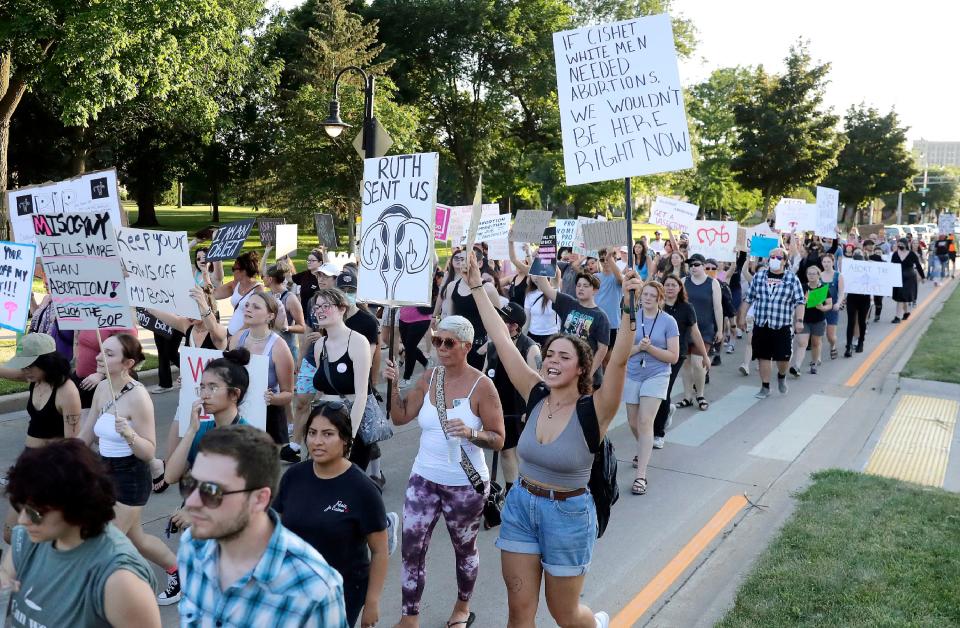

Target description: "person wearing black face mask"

left=890, top=238, right=925, bottom=323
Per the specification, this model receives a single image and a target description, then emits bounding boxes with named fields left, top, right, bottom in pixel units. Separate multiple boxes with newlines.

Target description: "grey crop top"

left=516, top=399, right=594, bottom=490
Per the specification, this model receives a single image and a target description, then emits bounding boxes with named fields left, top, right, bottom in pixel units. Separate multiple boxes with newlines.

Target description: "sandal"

left=152, top=461, right=168, bottom=493
left=697, top=396, right=709, bottom=411
left=632, top=478, right=647, bottom=495
left=447, top=611, right=476, bottom=627
left=676, top=399, right=694, bottom=409
left=830, top=346, right=838, bottom=360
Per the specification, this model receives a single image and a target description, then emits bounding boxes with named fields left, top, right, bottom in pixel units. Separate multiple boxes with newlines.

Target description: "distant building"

left=913, top=140, right=960, bottom=167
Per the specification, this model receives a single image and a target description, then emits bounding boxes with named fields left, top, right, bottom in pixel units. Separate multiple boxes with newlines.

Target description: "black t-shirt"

left=345, top=308, right=380, bottom=346
left=293, top=271, right=320, bottom=309
left=664, top=301, right=697, bottom=358
left=552, top=292, right=611, bottom=353
left=274, top=463, right=387, bottom=580
left=934, top=238, right=950, bottom=256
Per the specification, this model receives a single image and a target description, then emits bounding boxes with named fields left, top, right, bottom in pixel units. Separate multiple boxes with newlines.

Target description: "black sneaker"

left=844, top=346, right=853, bottom=358
left=711, top=354, right=721, bottom=366
left=903, top=312, right=911, bottom=320
left=279, top=445, right=301, bottom=464
left=789, top=366, right=801, bottom=378
left=891, top=317, right=901, bottom=324
left=874, top=314, right=881, bottom=322
left=855, top=342, right=864, bottom=353
left=158, top=570, right=181, bottom=606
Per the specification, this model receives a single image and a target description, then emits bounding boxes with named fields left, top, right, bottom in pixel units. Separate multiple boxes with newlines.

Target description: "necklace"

left=248, top=330, right=269, bottom=342
left=545, top=395, right=572, bottom=420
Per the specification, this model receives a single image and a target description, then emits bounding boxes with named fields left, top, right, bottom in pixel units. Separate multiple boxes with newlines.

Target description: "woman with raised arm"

left=211, top=250, right=264, bottom=337
left=466, top=254, right=635, bottom=628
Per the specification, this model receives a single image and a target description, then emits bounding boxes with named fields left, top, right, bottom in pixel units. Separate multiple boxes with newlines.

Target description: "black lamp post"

left=322, top=66, right=377, bottom=161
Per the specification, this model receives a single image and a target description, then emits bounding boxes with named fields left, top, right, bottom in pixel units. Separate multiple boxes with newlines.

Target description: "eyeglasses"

left=432, top=337, right=462, bottom=349
left=13, top=503, right=44, bottom=525
left=313, top=302, right=336, bottom=312
left=452, top=255, right=465, bottom=263
left=179, top=473, right=264, bottom=509
left=195, top=384, right=233, bottom=396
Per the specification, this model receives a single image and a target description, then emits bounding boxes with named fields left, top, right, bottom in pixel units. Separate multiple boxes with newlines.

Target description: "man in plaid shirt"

left=178, top=425, right=347, bottom=627
left=737, top=247, right=805, bottom=399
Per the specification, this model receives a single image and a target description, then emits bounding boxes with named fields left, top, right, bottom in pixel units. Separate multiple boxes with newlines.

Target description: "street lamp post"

left=322, top=65, right=377, bottom=161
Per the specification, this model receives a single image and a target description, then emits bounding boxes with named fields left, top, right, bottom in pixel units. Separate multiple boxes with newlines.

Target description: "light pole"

left=322, top=65, right=377, bottom=161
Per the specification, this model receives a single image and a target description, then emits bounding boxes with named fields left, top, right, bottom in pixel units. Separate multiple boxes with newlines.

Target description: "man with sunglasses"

left=738, top=247, right=806, bottom=399
left=178, top=424, right=347, bottom=627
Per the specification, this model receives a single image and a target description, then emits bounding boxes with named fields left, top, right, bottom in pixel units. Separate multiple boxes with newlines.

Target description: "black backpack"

left=524, top=382, right=619, bottom=538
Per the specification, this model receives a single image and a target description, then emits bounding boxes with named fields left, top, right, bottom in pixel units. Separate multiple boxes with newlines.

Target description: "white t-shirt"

left=524, top=289, right=560, bottom=336
left=649, top=239, right=666, bottom=255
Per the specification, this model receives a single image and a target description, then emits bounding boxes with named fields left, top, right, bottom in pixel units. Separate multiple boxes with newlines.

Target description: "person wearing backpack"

left=466, top=255, right=635, bottom=628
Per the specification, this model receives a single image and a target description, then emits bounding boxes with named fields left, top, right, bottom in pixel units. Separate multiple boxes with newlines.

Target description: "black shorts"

left=752, top=324, right=793, bottom=362
left=103, top=455, right=151, bottom=507
left=502, top=414, right=524, bottom=450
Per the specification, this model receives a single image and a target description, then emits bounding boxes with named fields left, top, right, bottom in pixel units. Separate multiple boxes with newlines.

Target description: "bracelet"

left=469, top=284, right=483, bottom=291
left=471, top=428, right=479, bottom=440
left=201, top=308, right=213, bottom=318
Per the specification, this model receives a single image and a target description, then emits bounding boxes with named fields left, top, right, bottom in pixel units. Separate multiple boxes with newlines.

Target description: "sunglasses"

left=689, top=262, right=702, bottom=267
left=705, top=267, right=717, bottom=271
left=179, top=473, right=263, bottom=509
left=431, top=337, right=463, bottom=350
left=310, top=399, right=347, bottom=412
left=13, top=503, right=45, bottom=525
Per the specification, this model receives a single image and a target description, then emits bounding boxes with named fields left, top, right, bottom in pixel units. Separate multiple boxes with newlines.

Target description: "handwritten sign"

left=843, top=259, right=902, bottom=297
left=135, top=307, right=174, bottom=339
left=749, top=235, right=780, bottom=259
left=176, top=347, right=269, bottom=435
left=774, top=198, right=814, bottom=232
left=689, top=220, right=737, bottom=262
left=7, top=168, right=124, bottom=246
left=471, top=214, right=510, bottom=243
left=553, top=14, right=693, bottom=186
left=815, top=186, right=839, bottom=238
left=582, top=220, right=629, bottom=250
left=938, top=213, right=956, bottom=235
left=445, top=205, right=472, bottom=244
left=0, top=242, right=37, bottom=333
left=33, top=211, right=132, bottom=330
left=509, top=210, right=553, bottom=243
left=572, top=217, right=599, bottom=256
left=650, top=196, right=698, bottom=232
left=488, top=240, right=527, bottom=262
left=556, top=219, right=578, bottom=248
left=457, top=204, right=500, bottom=246
left=117, top=227, right=197, bottom=317
left=257, top=218, right=283, bottom=246
left=314, top=214, right=338, bottom=249
left=530, top=227, right=558, bottom=277
left=275, top=224, right=298, bottom=259
left=434, top=204, right=452, bottom=241
left=207, top=219, right=255, bottom=262
left=358, top=153, right=437, bottom=305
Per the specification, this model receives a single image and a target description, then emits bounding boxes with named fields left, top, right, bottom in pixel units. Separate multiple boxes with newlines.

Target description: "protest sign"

left=843, top=259, right=902, bottom=297
left=553, top=14, right=693, bottom=186
left=806, top=284, right=829, bottom=308
left=938, top=213, right=956, bottom=234
left=135, top=307, right=174, bottom=339
left=736, top=227, right=748, bottom=252
left=358, top=153, right=438, bottom=305
left=7, top=168, right=124, bottom=246
left=206, top=219, right=255, bottom=262
left=689, top=220, right=737, bottom=261
left=861, top=224, right=885, bottom=240
left=509, top=210, right=553, bottom=243
left=257, top=218, right=283, bottom=246
left=116, top=227, right=197, bottom=317
left=529, top=227, right=558, bottom=277
left=465, top=175, right=484, bottom=252
left=457, top=204, right=500, bottom=246
left=582, top=220, right=628, bottom=250
left=445, top=205, right=472, bottom=244
left=488, top=240, right=527, bottom=262
left=314, top=214, right=338, bottom=249
left=275, top=224, right=298, bottom=259
left=815, top=186, right=839, bottom=238
left=472, top=214, right=510, bottom=243
left=176, top=347, right=269, bottom=435
left=649, top=196, right=699, bottom=232
left=774, top=198, right=814, bottom=232
left=556, top=219, right=578, bottom=248
left=0, top=242, right=37, bottom=333
left=34, top=211, right=132, bottom=330
left=572, top=217, right=599, bottom=256
left=749, top=235, right=780, bottom=259
left=434, top=204, right=452, bottom=241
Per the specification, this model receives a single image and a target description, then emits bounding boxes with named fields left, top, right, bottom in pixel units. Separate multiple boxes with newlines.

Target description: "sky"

left=272, top=0, right=959, bottom=142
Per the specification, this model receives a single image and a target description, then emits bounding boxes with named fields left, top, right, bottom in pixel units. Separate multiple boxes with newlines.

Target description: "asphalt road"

left=0, top=277, right=954, bottom=627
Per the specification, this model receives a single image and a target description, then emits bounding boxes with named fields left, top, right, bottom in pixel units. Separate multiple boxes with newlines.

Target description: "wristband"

left=471, top=428, right=479, bottom=440
left=469, top=284, right=483, bottom=291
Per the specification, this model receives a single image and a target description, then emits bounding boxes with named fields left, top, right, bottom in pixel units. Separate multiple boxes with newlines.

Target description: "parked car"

left=885, top=225, right=905, bottom=240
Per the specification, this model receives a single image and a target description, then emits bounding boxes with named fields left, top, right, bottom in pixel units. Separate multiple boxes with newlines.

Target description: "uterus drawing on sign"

left=359, top=204, right=431, bottom=301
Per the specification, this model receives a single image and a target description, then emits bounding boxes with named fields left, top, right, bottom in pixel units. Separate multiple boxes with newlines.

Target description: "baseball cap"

left=336, top=270, right=357, bottom=291
left=688, top=253, right=706, bottom=264
left=496, top=302, right=527, bottom=327
left=3, top=333, right=56, bottom=369
left=317, top=263, right=339, bottom=277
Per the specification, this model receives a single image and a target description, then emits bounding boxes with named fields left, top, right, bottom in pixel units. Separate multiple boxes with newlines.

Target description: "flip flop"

left=447, top=611, right=476, bottom=627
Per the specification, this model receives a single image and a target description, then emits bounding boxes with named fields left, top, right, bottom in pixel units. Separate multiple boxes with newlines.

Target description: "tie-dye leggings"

left=401, top=473, right=487, bottom=616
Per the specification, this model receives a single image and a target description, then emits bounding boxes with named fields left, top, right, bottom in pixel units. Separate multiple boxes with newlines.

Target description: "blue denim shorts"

left=825, top=309, right=839, bottom=325
left=495, top=482, right=597, bottom=576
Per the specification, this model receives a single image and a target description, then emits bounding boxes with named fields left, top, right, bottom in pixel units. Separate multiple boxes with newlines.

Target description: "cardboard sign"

left=7, top=168, right=124, bottom=246
left=582, top=220, right=629, bottom=250
left=176, top=347, right=269, bottom=435
left=815, top=186, right=839, bottom=238
left=529, top=227, right=558, bottom=277
left=938, top=213, right=956, bottom=234
left=117, top=227, right=197, bottom=317
left=774, top=198, right=814, bottom=232
left=314, top=214, right=338, bottom=249
left=357, top=153, right=438, bottom=305
left=749, top=235, right=780, bottom=259
left=689, top=220, right=737, bottom=262
left=0, top=242, right=37, bottom=333
left=135, top=307, right=174, bottom=339
left=257, top=218, right=283, bottom=246
left=553, top=14, right=693, bottom=186
left=434, top=204, right=452, bottom=241
left=843, top=259, right=902, bottom=296
left=275, top=224, right=298, bottom=259
left=556, top=219, right=578, bottom=248
left=650, top=196, right=699, bottom=232
left=465, top=175, right=484, bottom=252
left=509, top=210, right=553, bottom=243
left=33, top=211, right=132, bottom=330
left=207, top=219, right=255, bottom=262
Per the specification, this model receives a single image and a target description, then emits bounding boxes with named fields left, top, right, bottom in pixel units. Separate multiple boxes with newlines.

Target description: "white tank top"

left=229, top=284, right=258, bottom=336
left=411, top=370, right=489, bottom=486
left=94, top=412, right=134, bottom=458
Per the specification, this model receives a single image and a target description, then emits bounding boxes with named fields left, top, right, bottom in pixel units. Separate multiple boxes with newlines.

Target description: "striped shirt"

left=178, top=510, right=347, bottom=627
left=743, top=268, right=805, bottom=329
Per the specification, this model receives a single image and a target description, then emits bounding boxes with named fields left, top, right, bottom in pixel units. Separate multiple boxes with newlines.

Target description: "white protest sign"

left=457, top=204, right=500, bottom=245
left=582, top=220, right=629, bottom=250
left=358, top=153, right=438, bottom=305
left=116, top=228, right=196, bottom=317
left=815, top=186, right=839, bottom=238
left=689, top=220, right=738, bottom=261
left=938, top=213, right=956, bottom=234
left=774, top=198, right=815, bottom=232
left=471, top=214, right=510, bottom=243
left=7, top=169, right=124, bottom=246
left=572, top=217, right=599, bottom=256
left=446, top=205, right=473, bottom=244
left=509, top=210, right=553, bottom=243
left=556, top=219, right=578, bottom=247
left=176, top=347, right=269, bottom=436
left=34, top=211, right=132, bottom=330
left=275, top=224, right=298, bottom=259
left=553, top=14, right=693, bottom=186
left=487, top=240, right=527, bottom=261
left=0, top=242, right=37, bottom=333
left=843, top=259, right=903, bottom=297
left=649, top=196, right=699, bottom=232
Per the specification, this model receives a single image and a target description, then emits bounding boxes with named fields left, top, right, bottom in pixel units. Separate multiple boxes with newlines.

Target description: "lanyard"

left=639, top=309, right=660, bottom=368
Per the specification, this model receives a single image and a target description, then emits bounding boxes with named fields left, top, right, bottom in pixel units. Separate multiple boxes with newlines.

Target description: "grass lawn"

left=0, top=338, right=158, bottom=396
left=901, top=282, right=960, bottom=384
left=717, top=469, right=960, bottom=628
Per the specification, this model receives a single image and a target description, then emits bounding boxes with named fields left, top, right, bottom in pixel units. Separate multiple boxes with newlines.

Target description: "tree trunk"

left=132, top=174, right=159, bottom=227
left=68, top=126, right=89, bottom=175
left=207, top=144, right=220, bottom=222
left=0, top=53, right=28, bottom=238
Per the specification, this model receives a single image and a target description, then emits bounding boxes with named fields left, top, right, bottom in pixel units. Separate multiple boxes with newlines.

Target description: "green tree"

left=732, top=43, right=844, bottom=216
left=822, top=104, right=917, bottom=224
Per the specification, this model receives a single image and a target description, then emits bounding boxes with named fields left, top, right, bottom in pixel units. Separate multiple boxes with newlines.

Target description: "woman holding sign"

left=211, top=250, right=264, bottom=337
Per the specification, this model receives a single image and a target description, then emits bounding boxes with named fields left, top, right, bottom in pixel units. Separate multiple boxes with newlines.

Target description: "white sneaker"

left=595, top=611, right=610, bottom=628
left=725, top=343, right=735, bottom=354
left=736, top=329, right=743, bottom=338
left=386, top=512, right=400, bottom=556
left=666, top=403, right=676, bottom=429
left=653, top=436, right=664, bottom=449
left=738, top=364, right=749, bottom=376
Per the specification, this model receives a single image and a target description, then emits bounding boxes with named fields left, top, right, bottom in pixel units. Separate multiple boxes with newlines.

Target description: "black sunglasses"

left=432, top=337, right=462, bottom=349
left=12, top=502, right=44, bottom=525
left=689, top=261, right=703, bottom=267
left=179, top=473, right=264, bottom=509
left=310, top=399, right=347, bottom=412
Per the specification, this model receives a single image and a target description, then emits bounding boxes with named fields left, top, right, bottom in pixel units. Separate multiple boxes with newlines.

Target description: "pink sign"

left=435, top=204, right=451, bottom=241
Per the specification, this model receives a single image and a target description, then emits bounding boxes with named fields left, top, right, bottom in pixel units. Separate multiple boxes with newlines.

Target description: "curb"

left=0, top=368, right=164, bottom=416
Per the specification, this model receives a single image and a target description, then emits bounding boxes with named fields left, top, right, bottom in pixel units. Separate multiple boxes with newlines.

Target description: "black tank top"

left=451, top=279, right=487, bottom=339
left=507, top=275, right=528, bottom=306
left=312, top=331, right=357, bottom=395
left=185, top=328, right=217, bottom=350
left=27, top=383, right=64, bottom=439
left=486, top=333, right=536, bottom=416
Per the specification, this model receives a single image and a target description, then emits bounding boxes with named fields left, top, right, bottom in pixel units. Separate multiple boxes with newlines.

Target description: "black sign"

left=314, top=213, right=337, bottom=249
left=529, top=227, right=558, bottom=277
left=206, top=219, right=255, bottom=262
left=135, top=307, right=174, bottom=339
left=257, top=218, right=283, bottom=246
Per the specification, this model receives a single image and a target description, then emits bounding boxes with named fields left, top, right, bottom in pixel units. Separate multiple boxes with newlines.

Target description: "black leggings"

left=399, top=320, right=430, bottom=379
left=154, top=330, right=184, bottom=388
left=873, top=295, right=883, bottom=318
left=846, top=294, right=871, bottom=347
left=654, top=356, right=685, bottom=438
left=265, top=404, right=289, bottom=446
